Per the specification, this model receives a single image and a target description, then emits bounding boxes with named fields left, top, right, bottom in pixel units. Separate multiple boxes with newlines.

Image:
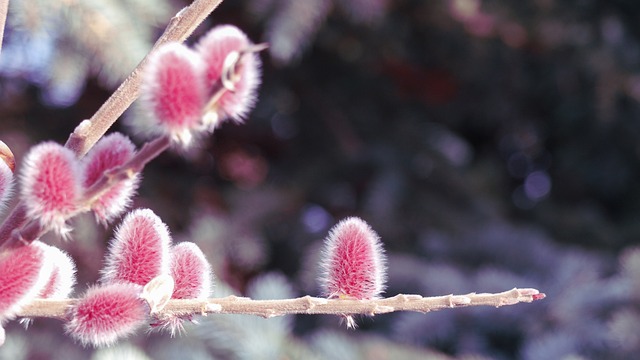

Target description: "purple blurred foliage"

left=2, top=0, right=640, bottom=358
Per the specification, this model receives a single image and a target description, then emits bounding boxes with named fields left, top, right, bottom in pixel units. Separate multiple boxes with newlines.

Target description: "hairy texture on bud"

left=0, top=242, right=53, bottom=320
left=196, top=25, right=262, bottom=123
left=82, top=133, right=139, bottom=224
left=38, top=244, right=76, bottom=299
left=319, top=217, right=387, bottom=300
left=65, top=283, right=148, bottom=347
left=140, top=43, right=207, bottom=145
left=170, top=242, right=213, bottom=299
left=0, top=154, right=13, bottom=211
left=100, top=209, right=172, bottom=286
left=20, top=142, right=82, bottom=237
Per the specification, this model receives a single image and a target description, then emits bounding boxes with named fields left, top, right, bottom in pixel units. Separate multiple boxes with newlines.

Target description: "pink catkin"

left=0, top=159, right=12, bottom=211
left=20, top=142, right=82, bottom=236
left=0, top=241, right=53, bottom=320
left=319, top=217, right=387, bottom=300
left=82, top=132, right=139, bottom=223
left=65, top=283, right=148, bottom=347
left=100, top=209, right=172, bottom=286
left=38, top=244, right=76, bottom=299
left=141, top=43, right=207, bottom=145
left=196, top=25, right=262, bottom=123
left=170, top=242, right=213, bottom=299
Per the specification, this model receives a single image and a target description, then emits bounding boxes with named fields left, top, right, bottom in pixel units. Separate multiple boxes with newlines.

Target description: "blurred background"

left=1, top=0, right=640, bottom=359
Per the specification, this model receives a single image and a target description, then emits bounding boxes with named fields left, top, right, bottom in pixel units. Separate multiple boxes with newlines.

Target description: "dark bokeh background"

left=1, top=0, right=640, bottom=359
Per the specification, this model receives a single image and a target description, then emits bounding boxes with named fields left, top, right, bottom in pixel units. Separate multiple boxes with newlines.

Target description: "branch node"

left=205, top=303, right=222, bottom=313
left=374, top=305, right=394, bottom=314
left=451, top=295, right=471, bottom=306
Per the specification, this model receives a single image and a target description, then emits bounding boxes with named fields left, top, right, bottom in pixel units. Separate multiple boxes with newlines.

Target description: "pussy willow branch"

left=0, top=0, right=224, bottom=248
left=18, top=288, right=545, bottom=319
left=65, top=0, right=224, bottom=158
left=0, top=136, right=171, bottom=251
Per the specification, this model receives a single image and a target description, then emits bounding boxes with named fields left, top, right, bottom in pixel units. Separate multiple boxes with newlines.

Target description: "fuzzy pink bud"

left=319, top=217, right=387, bottom=300
left=140, top=43, right=207, bottom=145
left=20, top=142, right=82, bottom=237
left=65, top=283, right=148, bottom=347
left=196, top=25, right=262, bottom=124
left=82, top=133, right=139, bottom=223
left=38, top=244, right=76, bottom=299
left=0, top=155, right=12, bottom=211
left=170, top=242, right=213, bottom=299
left=0, top=241, right=53, bottom=320
left=100, top=209, right=172, bottom=286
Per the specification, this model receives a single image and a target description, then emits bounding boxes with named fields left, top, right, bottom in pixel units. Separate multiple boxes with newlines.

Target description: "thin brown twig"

left=17, top=288, right=545, bottom=319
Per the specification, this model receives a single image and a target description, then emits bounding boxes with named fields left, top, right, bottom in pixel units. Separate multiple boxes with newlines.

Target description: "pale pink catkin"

left=20, top=142, right=82, bottom=236
left=140, top=43, right=207, bottom=145
left=196, top=25, right=262, bottom=123
left=0, top=241, right=53, bottom=320
left=170, top=242, right=213, bottom=299
left=82, top=132, right=139, bottom=223
left=65, top=282, right=148, bottom=347
left=0, top=158, right=13, bottom=211
left=37, top=244, right=76, bottom=299
left=319, top=217, right=387, bottom=300
left=100, top=209, right=172, bottom=286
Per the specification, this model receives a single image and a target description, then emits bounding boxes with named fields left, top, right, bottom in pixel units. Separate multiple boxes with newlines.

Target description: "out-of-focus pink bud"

left=0, top=141, right=13, bottom=211
left=0, top=140, right=15, bottom=173
left=170, top=242, right=213, bottom=299
left=100, top=209, right=172, bottom=286
left=38, top=244, right=76, bottom=299
left=196, top=25, right=262, bottom=124
left=82, top=132, right=139, bottom=224
left=20, top=142, right=82, bottom=237
left=0, top=241, right=53, bottom=320
left=65, top=282, right=148, bottom=347
left=140, top=43, right=207, bottom=146
left=319, top=217, right=387, bottom=300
